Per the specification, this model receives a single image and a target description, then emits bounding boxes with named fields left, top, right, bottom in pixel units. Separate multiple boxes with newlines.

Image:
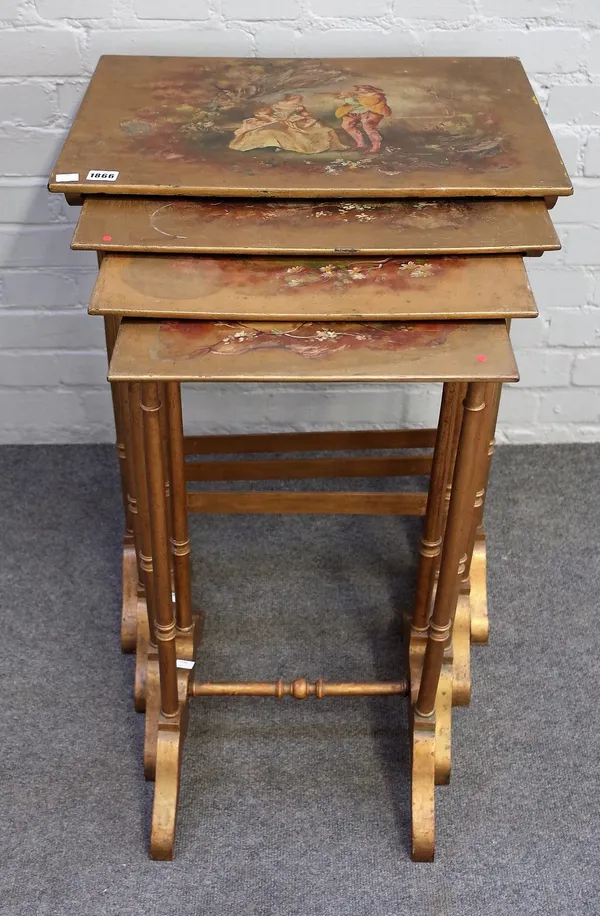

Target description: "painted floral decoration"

left=155, top=320, right=451, bottom=362
left=281, top=258, right=438, bottom=289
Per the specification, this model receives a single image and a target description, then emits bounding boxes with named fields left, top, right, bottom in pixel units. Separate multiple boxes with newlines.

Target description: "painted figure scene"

left=120, top=59, right=512, bottom=177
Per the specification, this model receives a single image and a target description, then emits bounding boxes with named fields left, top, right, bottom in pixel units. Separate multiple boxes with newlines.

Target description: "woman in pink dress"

left=229, top=95, right=345, bottom=154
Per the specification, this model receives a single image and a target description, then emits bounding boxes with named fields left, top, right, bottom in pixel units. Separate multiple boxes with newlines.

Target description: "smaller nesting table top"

left=108, top=319, right=518, bottom=384
left=72, top=196, right=559, bottom=256
left=90, top=253, right=537, bottom=322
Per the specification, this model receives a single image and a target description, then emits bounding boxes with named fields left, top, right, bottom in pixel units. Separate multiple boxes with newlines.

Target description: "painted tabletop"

left=89, top=253, right=537, bottom=322
left=108, top=318, right=518, bottom=383
left=49, top=56, right=571, bottom=199
left=73, top=196, right=560, bottom=255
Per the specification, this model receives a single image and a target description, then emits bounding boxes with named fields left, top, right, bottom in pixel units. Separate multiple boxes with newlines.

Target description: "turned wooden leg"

left=411, top=381, right=488, bottom=862
left=413, top=383, right=463, bottom=635
left=141, top=381, right=184, bottom=860
left=464, top=382, right=502, bottom=645
left=165, top=382, right=202, bottom=673
left=411, top=384, right=462, bottom=786
left=166, top=383, right=203, bottom=670
left=132, top=381, right=201, bottom=780
left=443, top=384, right=500, bottom=706
left=103, top=313, right=129, bottom=527
left=158, top=383, right=174, bottom=582
left=411, top=384, right=468, bottom=784
left=128, top=383, right=158, bottom=732
left=129, top=381, right=160, bottom=778
left=440, top=382, right=466, bottom=559
left=416, top=381, right=487, bottom=717
left=118, top=383, right=146, bottom=711
left=165, top=383, right=193, bottom=633
left=103, top=308, right=138, bottom=654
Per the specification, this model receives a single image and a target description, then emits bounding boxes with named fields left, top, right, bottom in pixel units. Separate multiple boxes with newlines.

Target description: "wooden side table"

left=108, top=316, right=518, bottom=861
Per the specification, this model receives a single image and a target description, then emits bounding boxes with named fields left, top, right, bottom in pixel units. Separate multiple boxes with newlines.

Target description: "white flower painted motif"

left=315, top=329, right=339, bottom=340
left=319, top=264, right=337, bottom=278
left=277, top=257, right=439, bottom=292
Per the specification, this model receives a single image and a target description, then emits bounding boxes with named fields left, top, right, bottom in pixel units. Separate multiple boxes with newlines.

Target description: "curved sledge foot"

left=144, top=613, right=203, bottom=782
left=411, top=711, right=436, bottom=862
left=120, top=538, right=138, bottom=653
left=143, top=650, right=160, bottom=781
left=133, top=597, right=149, bottom=713
left=469, top=535, right=489, bottom=645
left=149, top=670, right=191, bottom=861
left=434, top=666, right=453, bottom=786
left=452, top=595, right=472, bottom=707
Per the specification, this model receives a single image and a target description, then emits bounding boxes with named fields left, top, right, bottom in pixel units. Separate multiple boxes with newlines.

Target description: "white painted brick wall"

left=0, top=1, right=598, bottom=444
left=585, top=136, right=600, bottom=176
left=134, top=0, right=210, bottom=19
left=223, top=0, right=301, bottom=19
left=35, top=0, right=116, bottom=18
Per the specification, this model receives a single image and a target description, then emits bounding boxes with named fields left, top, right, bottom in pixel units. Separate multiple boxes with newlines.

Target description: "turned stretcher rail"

left=190, top=678, right=408, bottom=699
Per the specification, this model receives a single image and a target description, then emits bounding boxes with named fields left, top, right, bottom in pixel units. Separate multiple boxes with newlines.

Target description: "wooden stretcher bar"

left=184, top=453, right=432, bottom=481
left=186, top=490, right=427, bottom=515
left=182, top=428, right=438, bottom=455
left=189, top=678, right=409, bottom=698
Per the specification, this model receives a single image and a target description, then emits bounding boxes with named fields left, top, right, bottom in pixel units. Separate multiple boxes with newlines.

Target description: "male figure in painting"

left=335, top=85, right=392, bottom=153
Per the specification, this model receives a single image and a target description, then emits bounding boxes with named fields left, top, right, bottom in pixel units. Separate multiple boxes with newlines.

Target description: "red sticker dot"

left=102, top=235, right=112, bottom=242
left=477, top=355, right=487, bottom=362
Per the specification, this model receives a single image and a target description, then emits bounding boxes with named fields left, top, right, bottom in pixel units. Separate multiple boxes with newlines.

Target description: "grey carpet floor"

left=1, top=443, right=599, bottom=916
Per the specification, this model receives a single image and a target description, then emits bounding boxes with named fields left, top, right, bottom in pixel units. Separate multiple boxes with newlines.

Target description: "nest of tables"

left=49, top=54, right=571, bottom=861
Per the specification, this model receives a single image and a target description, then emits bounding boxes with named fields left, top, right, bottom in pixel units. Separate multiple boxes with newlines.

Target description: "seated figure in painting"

left=335, top=85, right=392, bottom=153
left=229, top=94, right=346, bottom=154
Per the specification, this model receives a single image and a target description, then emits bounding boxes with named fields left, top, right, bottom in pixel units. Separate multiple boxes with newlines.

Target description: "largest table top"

left=49, top=56, right=571, bottom=200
